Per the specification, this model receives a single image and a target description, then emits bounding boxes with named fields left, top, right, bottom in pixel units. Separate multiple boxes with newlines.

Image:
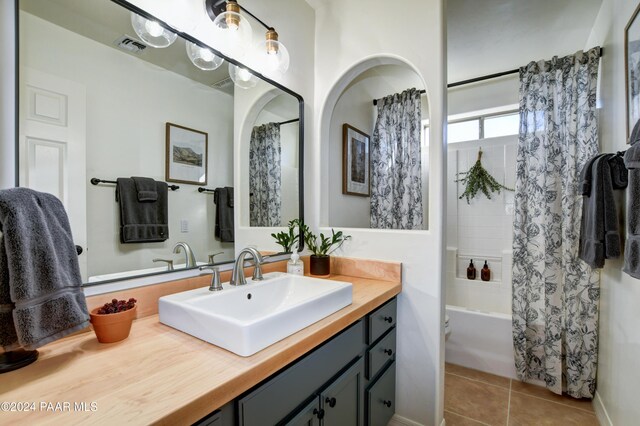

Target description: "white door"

left=19, top=68, right=88, bottom=280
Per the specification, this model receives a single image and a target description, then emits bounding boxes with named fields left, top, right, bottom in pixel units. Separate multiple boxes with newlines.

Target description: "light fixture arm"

left=205, top=0, right=273, bottom=31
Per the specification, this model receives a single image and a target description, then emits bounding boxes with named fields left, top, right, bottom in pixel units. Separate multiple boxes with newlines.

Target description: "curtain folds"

left=370, top=88, right=423, bottom=229
left=249, top=122, right=281, bottom=227
left=512, top=47, right=601, bottom=398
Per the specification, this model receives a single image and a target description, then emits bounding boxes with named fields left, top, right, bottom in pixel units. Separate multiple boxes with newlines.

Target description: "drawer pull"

left=384, top=348, right=393, bottom=356
left=313, top=408, right=325, bottom=420
left=383, top=400, right=392, bottom=408
left=325, top=397, right=337, bottom=408
left=383, top=316, right=393, bottom=323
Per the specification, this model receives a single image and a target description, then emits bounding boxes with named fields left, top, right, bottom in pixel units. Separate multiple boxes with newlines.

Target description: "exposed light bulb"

left=199, top=48, right=214, bottom=62
left=237, top=67, right=252, bottom=82
left=186, top=41, right=223, bottom=71
left=144, top=20, right=164, bottom=37
left=211, top=1, right=252, bottom=58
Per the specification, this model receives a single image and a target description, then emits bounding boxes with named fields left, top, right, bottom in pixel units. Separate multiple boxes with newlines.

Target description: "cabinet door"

left=284, top=397, right=321, bottom=426
left=321, top=357, right=364, bottom=426
left=367, top=361, right=395, bottom=426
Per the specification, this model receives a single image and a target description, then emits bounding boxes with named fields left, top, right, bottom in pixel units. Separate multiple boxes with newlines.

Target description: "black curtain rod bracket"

left=91, top=178, right=179, bottom=191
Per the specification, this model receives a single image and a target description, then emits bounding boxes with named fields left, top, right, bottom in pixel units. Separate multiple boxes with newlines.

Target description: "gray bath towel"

left=0, top=188, right=89, bottom=350
left=132, top=176, right=158, bottom=202
left=579, top=154, right=623, bottom=268
left=116, top=177, right=169, bottom=243
left=214, top=187, right=234, bottom=242
left=623, top=143, right=640, bottom=278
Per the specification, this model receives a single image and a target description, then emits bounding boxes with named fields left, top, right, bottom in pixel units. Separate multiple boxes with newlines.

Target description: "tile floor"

left=444, top=363, right=599, bottom=426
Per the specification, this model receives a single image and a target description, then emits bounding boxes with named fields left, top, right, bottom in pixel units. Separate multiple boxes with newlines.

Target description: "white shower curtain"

left=512, top=47, right=601, bottom=398
left=370, top=88, right=423, bottom=229
left=249, top=123, right=281, bottom=227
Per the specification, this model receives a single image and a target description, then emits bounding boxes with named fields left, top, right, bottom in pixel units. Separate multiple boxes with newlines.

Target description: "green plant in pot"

left=302, top=225, right=351, bottom=276
left=270, top=219, right=300, bottom=253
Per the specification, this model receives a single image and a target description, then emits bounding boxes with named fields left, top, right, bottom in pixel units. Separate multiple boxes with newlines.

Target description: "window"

left=446, top=110, right=519, bottom=143
left=448, top=119, right=481, bottom=143
left=484, top=113, right=519, bottom=138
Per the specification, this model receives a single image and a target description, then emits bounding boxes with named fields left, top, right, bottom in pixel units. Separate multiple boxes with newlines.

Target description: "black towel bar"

left=198, top=187, right=217, bottom=193
left=91, top=178, right=179, bottom=191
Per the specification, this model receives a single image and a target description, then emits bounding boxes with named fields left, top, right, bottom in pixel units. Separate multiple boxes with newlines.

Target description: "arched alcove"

left=318, top=56, right=431, bottom=230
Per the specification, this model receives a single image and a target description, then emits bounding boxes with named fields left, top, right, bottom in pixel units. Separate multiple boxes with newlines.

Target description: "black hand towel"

left=214, top=187, right=234, bottom=243
left=0, top=188, right=89, bottom=350
left=132, top=176, right=158, bottom=202
left=623, top=143, right=640, bottom=278
left=116, top=177, right=169, bottom=243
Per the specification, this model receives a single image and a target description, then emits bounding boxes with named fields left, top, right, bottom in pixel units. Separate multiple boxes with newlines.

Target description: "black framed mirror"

left=16, top=0, right=304, bottom=286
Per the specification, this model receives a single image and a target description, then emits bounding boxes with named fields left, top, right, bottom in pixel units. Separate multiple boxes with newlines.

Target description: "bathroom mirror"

left=17, top=0, right=304, bottom=285
left=327, top=64, right=429, bottom=230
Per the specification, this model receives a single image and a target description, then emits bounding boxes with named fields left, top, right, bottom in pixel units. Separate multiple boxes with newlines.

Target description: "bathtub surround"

left=512, top=48, right=601, bottom=398
left=0, top=188, right=89, bottom=350
left=370, top=88, right=423, bottom=230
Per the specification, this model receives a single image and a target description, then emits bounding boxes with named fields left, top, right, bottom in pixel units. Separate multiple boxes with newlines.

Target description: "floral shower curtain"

left=512, top=48, right=601, bottom=398
left=370, top=88, right=423, bottom=229
left=249, top=122, right=281, bottom=226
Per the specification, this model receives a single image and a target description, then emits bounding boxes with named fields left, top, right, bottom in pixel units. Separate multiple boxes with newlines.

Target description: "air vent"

left=212, top=77, right=233, bottom=89
left=114, top=35, right=147, bottom=54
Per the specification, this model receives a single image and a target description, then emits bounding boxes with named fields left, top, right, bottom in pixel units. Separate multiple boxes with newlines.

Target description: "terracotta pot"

left=310, top=255, right=331, bottom=276
left=90, top=305, right=137, bottom=343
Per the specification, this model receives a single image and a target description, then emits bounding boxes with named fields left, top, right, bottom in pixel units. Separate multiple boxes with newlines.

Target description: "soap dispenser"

left=466, top=259, right=476, bottom=280
left=481, top=260, right=491, bottom=282
left=287, top=250, right=304, bottom=276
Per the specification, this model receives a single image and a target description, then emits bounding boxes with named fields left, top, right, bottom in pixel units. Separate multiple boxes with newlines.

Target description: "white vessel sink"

left=158, top=272, right=353, bottom=356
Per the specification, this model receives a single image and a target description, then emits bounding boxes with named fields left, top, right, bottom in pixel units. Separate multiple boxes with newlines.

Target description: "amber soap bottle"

left=481, top=260, right=491, bottom=281
left=467, top=259, right=476, bottom=280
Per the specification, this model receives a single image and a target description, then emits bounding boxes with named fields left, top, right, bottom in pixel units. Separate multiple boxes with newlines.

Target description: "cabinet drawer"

left=366, top=327, right=396, bottom=379
left=238, top=320, right=365, bottom=426
left=366, top=361, right=396, bottom=426
left=367, top=298, right=397, bottom=344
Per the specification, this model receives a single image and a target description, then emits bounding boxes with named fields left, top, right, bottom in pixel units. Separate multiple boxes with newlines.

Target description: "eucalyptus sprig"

left=301, top=224, right=351, bottom=256
left=270, top=219, right=300, bottom=252
left=456, top=148, right=513, bottom=204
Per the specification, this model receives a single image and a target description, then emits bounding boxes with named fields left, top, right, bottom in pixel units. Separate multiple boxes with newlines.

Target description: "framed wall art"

left=625, top=2, right=640, bottom=142
left=342, top=123, right=370, bottom=197
left=165, top=122, right=208, bottom=185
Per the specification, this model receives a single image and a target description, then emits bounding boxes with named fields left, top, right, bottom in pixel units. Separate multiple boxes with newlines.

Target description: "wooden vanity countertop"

left=0, top=274, right=401, bottom=425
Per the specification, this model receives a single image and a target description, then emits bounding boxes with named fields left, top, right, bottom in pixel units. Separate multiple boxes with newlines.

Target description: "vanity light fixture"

left=210, top=0, right=253, bottom=57
left=205, top=0, right=291, bottom=77
left=258, top=28, right=290, bottom=74
left=130, top=13, right=177, bottom=48
left=186, top=41, right=224, bottom=71
left=228, top=63, right=258, bottom=89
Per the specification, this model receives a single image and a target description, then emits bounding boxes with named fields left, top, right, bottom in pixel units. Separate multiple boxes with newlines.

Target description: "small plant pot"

left=310, top=255, right=331, bottom=276
left=90, top=305, right=137, bottom=343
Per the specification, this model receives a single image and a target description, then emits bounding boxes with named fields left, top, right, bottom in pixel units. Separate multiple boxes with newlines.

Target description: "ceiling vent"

left=114, top=35, right=147, bottom=54
left=212, top=77, right=233, bottom=90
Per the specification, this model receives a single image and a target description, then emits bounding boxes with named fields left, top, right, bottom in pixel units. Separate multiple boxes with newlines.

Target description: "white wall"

left=0, top=0, right=16, bottom=189
left=313, top=1, right=446, bottom=424
left=21, top=13, right=235, bottom=279
left=586, top=0, right=640, bottom=424
left=328, top=65, right=428, bottom=229
left=447, top=75, right=519, bottom=117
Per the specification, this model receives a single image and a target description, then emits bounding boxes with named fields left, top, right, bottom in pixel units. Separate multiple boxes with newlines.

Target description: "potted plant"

left=302, top=225, right=351, bottom=276
left=90, top=298, right=137, bottom=343
left=271, top=219, right=300, bottom=252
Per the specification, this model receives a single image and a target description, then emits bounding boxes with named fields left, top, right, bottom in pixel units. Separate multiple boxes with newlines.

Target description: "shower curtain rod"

left=447, top=46, right=604, bottom=89
left=278, top=118, right=299, bottom=125
left=373, top=90, right=426, bottom=106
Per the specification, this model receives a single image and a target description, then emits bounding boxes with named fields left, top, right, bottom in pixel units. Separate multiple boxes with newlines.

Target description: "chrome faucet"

left=172, top=242, right=197, bottom=268
left=230, top=247, right=264, bottom=286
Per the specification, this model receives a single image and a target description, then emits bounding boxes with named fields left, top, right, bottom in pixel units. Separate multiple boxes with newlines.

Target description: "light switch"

left=180, top=219, right=189, bottom=233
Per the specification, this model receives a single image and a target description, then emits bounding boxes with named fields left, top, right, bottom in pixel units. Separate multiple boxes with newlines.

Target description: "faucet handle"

left=252, top=263, right=264, bottom=281
left=153, top=258, right=174, bottom=271
left=200, top=266, right=223, bottom=291
left=208, top=251, right=224, bottom=264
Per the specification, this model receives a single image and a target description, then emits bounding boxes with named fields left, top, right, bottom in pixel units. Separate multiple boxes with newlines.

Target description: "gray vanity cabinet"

left=194, top=297, right=398, bottom=426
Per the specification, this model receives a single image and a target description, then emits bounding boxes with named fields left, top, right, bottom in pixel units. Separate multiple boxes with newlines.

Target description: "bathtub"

left=445, top=305, right=517, bottom=379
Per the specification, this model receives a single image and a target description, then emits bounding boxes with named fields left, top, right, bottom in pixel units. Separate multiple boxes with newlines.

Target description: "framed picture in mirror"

left=166, top=122, right=208, bottom=185
left=625, top=2, right=640, bottom=142
left=342, top=124, right=370, bottom=196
